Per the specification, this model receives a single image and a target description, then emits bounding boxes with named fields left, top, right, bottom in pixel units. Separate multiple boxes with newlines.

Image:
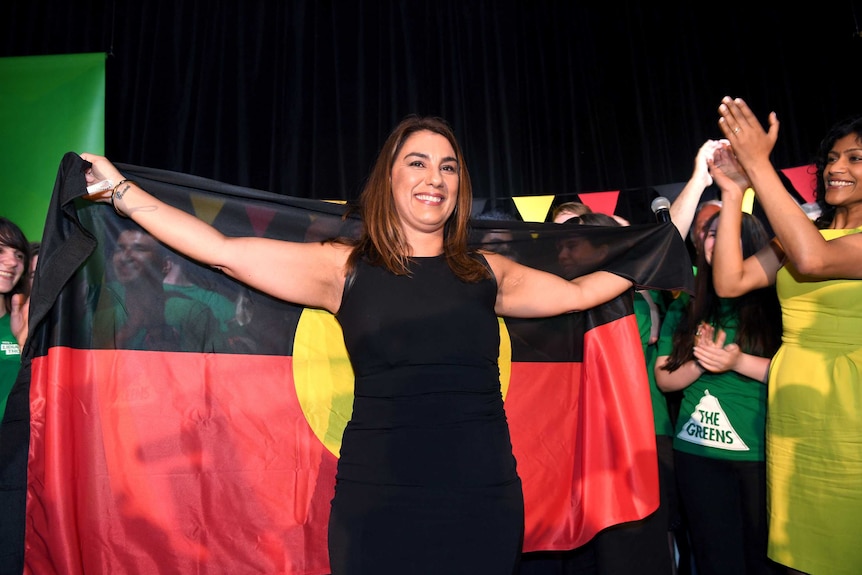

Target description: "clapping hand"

left=693, top=322, right=740, bottom=374
left=708, top=144, right=751, bottom=201
left=691, top=139, right=729, bottom=188
left=717, top=96, right=780, bottom=168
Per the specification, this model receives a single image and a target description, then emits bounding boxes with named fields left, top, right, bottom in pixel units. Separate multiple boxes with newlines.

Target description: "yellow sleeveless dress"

left=767, top=227, right=862, bottom=574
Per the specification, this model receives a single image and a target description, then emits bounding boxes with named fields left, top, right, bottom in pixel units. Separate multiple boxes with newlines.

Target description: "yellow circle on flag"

left=292, top=309, right=513, bottom=457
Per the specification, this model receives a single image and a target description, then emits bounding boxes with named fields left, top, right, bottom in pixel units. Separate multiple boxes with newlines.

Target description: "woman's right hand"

left=80, top=153, right=124, bottom=203
left=707, top=145, right=749, bottom=201
left=691, top=139, right=727, bottom=187
left=693, top=324, right=738, bottom=374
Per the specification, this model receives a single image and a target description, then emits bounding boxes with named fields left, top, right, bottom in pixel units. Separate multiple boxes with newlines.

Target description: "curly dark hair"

left=812, top=115, right=862, bottom=228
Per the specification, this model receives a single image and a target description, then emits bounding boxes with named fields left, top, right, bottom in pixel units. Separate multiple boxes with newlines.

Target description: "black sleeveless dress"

left=329, top=254, right=524, bottom=575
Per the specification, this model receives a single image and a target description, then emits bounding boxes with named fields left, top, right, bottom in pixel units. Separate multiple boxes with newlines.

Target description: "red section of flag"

left=25, top=314, right=657, bottom=573
left=508, top=313, right=658, bottom=551
left=576, top=190, right=620, bottom=215
left=25, top=348, right=335, bottom=575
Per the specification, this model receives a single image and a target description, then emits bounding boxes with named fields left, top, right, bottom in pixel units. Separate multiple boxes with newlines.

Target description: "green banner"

left=0, top=53, right=105, bottom=242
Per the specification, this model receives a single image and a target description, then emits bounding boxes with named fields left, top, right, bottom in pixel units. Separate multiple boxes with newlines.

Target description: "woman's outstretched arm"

left=81, top=153, right=348, bottom=312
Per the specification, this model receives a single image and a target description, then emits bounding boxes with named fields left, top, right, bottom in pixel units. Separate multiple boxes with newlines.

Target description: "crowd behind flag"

left=0, top=153, right=693, bottom=574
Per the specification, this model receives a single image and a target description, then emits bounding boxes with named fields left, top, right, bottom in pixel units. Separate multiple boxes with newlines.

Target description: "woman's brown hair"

left=345, top=115, right=490, bottom=282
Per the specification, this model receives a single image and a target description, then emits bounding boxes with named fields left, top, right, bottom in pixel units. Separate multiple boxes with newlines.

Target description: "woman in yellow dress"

left=709, top=97, right=862, bottom=575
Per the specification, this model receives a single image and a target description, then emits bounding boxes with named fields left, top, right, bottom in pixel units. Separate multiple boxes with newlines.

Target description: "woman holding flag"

left=80, top=115, right=638, bottom=575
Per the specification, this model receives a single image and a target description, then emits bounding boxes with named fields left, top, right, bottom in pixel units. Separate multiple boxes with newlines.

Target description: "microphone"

left=650, top=196, right=672, bottom=224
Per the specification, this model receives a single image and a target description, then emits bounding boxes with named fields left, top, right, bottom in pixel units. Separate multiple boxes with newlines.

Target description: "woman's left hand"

left=717, top=96, right=779, bottom=167
left=708, top=144, right=751, bottom=198
left=693, top=323, right=739, bottom=373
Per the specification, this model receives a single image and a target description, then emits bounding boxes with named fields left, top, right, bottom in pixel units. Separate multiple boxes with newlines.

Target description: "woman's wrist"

left=690, top=170, right=711, bottom=188
left=111, top=179, right=136, bottom=218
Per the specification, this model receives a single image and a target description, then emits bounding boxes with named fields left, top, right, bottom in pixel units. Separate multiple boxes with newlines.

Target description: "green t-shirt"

left=163, top=283, right=236, bottom=332
left=656, top=297, right=768, bottom=461
left=0, top=313, right=21, bottom=418
left=94, top=283, right=225, bottom=352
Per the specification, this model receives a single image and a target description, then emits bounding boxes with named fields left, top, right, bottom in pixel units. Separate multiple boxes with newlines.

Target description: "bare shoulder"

left=480, top=251, right=512, bottom=278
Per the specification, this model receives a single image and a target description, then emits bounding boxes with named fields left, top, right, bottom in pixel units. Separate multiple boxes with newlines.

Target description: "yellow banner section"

left=190, top=193, right=227, bottom=225
left=513, top=195, right=555, bottom=222
left=742, top=187, right=755, bottom=214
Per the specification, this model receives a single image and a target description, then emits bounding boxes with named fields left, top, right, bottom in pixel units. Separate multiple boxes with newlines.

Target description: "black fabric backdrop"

left=3, top=1, right=862, bottom=215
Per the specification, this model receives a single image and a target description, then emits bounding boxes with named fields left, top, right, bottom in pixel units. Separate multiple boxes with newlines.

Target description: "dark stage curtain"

left=3, top=1, right=862, bottom=211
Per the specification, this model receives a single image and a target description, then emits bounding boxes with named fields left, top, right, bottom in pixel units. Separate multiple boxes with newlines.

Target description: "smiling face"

left=823, top=133, right=862, bottom=208
left=556, top=237, right=580, bottom=276
left=390, top=130, right=459, bottom=241
left=0, top=242, right=25, bottom=296
left=112, top=230, right=166, bottom=285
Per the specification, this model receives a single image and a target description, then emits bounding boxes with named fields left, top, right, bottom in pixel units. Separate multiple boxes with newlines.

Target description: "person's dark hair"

left=574, top=212, right=619, bottom=227
left=663, top=211, right=782, bottom=371
left=346, top=115, right=488, bottom=281
left=0, top=217, right=31, bottom=313
left=813, top=115, right=862, bottom=228
left=473, top=207, right=519, bottom=222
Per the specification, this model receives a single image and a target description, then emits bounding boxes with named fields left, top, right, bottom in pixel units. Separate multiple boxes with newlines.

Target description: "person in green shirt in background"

left=655, top=211, right=785, bottom=575
left=0, top=217, right=31, bottom=419
left=93, top=220, right=224, bottom=353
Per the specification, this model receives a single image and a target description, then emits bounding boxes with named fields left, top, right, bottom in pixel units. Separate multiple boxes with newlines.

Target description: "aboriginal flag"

left=0, top=153, right=693, bottom=574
